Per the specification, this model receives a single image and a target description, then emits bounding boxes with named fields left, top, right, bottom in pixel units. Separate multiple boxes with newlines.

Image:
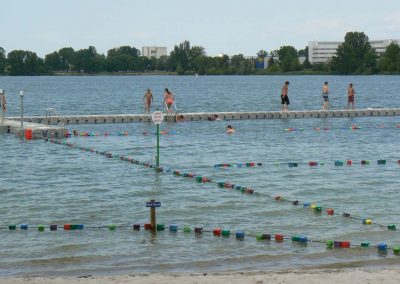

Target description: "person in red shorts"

left=164, top=88, right=175, bottom=113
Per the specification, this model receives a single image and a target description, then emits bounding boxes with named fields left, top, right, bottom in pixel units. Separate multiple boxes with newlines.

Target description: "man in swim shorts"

left=322, top=81, right=329, bottom=110
left=347, top=83, right=355, bottom=109
left=281, top=81, right=290, bottom=111
left=143, top=89, right=153, bottom=113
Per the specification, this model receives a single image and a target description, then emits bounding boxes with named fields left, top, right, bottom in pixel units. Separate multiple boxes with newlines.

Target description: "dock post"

left=151, top=111, right=164, bottom=168
left=146, top=200, right=161, bottom=232
left=20, top=91, right=24, bottom=138
left=0, top=89, right=4, bottom=134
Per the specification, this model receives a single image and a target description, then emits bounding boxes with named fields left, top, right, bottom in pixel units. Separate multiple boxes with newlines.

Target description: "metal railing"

left=45, top=108, right=66, bottom=128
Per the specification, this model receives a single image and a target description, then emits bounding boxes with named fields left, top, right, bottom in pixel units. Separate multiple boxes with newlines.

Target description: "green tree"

left=156, top=55, right=168, bottom=71
left=379, top=42, right=400, bottom=72
left=0, top=47, right=6, bottom=74
left=7, top=50, right=46, bottom=75
left=297, top=46, right=309, bottom=59
left=169, top=41, right=206, bottom=73
left=169, top=40, right=191, bottom=71
left=45, top=51, right=61, bottom=71
left=277, top=45, right=300, bottom=72
left=107, top=46, right=140, bottom=58
left=331, top=31, right=377, bottom=74
left=58, top=47, right=74, bottom=71
left=257, top=49, right=268, bottom=58
left=193, top=55, right=209, bottom=75
left=71, top=46, right=104, bottom=73
left=301, top=58, right=312, bottom=69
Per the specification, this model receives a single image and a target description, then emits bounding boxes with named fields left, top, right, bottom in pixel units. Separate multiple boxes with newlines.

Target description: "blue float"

left=378, top=243, right=387, bottom=251
left=169, top=224, right=178, bottom=232
left=335, top=160, right=344, bottom=166
left=299, top=235, right=308, bottom=243
left=20, top=224, right=28, bottom=230
left=236, top=231, right=245, bottom=239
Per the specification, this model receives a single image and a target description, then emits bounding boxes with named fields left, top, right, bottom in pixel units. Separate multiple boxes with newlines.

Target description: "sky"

left=1, top=0, right=399, bottom=57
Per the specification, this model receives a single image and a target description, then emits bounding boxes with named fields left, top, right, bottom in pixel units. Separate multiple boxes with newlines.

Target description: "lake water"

left=0, top=75, right=400, bottom=277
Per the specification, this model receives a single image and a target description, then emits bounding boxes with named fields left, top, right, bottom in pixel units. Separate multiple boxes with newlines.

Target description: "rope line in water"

left=214, top=159, right=399, bottom=168
left=283, top=124, right=400, bottom=132
left=44, top=138, right=399, bottom=234
left=2, top=223, right=399, bottom=256
left=44, top=138, right=256, bottom=196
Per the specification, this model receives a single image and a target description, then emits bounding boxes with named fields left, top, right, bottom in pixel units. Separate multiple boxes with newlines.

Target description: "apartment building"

left=308, top=39, right=400, bottom=64
left=142, top=46, right=168, bottom=59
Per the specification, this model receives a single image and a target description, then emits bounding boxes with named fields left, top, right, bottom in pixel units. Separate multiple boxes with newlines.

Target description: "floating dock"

left=0, top=119, right=67, bottom=138
left=7, top=108, right=400, bottom=125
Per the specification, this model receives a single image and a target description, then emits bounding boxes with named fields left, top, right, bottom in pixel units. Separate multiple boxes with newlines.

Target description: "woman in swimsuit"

left=164, top=88, right=175, bottom=112
left=143, top=89, right=153, bottom=113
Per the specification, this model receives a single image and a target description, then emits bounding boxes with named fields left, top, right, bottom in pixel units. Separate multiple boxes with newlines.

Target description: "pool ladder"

left=45, top=108, right=66, bottom=128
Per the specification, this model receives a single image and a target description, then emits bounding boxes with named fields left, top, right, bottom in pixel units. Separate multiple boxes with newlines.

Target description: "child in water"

left=226, top=125, right=235, bottom=134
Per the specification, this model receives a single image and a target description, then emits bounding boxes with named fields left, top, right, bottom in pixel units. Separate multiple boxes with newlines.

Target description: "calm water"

left=0, top=75, right=400, bottom=277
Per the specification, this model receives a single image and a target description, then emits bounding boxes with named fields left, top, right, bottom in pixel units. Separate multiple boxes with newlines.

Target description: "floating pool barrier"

left=214, top=159, right=399, bottom=168
left=282, top=124, right=400, bottom=132
left=270, top=195, right=399, bottom=233
left=2, top=223, right=399, bottom=256
left=214, top=162, right=262, bottom=168
left=45, top=138, right=399, bottom=236
left=66, top=129, right=181, bottom=138
left=44, top=138, right=255, bottom=196
left=68, top=131, right=129, bottom=137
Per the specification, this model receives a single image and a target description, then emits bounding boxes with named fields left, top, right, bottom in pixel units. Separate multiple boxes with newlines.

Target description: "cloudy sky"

left=1, top=0, right=399, bottom=57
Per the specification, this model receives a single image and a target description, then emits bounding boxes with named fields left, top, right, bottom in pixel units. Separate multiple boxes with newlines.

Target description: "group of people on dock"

left=280, top=81, right=356, bottom=112
left=143, top=88, right=175, bottom=114
left=143, top=82, right=356, bottom=115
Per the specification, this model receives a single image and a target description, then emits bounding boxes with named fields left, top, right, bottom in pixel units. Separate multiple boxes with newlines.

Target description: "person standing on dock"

left=143, top=89, right=153, bottom=113
left=322, top=81, right=330, bottom=110
left=164, top=88, right=176, bottom=113
left=0, top=89, right=6, bottom=122
left=281, top=81, right=290, bottom=111
left=347, top=83, right=355, bottom=109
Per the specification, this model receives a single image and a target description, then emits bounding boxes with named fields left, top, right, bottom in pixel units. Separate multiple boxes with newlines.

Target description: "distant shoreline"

left=1, top=71, right=399, bottom=76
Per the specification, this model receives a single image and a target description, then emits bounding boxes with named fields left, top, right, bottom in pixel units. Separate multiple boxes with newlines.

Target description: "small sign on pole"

left=152, top=111, right=163, bottom=167
left=152, top=111, right=164, bottom=125
left=146, top=201, right=161, bottom=208
left=146, top=200, right=161, bottom=232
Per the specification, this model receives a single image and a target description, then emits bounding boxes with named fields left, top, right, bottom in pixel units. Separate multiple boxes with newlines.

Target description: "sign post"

left=0, top=89, right=4, bottom=134
left=20, top=91, right=24, bottom=139
left=151, top=111, right=164, bottom=168
left=146, top=200, right=161, bottom=232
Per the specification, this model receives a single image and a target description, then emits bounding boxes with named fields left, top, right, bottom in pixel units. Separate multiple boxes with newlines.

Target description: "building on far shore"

left=142, top=46, right=167, bottom=59
left=308, top=39, right=400, bottom=64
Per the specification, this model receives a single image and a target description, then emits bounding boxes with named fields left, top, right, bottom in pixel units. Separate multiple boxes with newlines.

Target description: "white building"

left=308, top=39, right=400, bottom=64
left=142, top=46, right=167, bottom=59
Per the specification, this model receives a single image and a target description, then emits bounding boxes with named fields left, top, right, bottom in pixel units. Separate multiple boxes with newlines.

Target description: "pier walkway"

left=7, top=108, right=400, bottom=125
left=0, top=119, right=67, bottom=138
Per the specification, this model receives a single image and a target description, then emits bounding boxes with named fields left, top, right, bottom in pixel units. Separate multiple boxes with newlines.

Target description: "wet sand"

left=3, top=269, right=400, bottom=284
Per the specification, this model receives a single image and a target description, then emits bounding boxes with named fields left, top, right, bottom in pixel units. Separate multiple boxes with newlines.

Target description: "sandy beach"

left=3, top=269, right=400, bottom=284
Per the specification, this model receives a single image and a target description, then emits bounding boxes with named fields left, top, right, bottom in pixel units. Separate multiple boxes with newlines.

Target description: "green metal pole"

left=156, top=123, right=160, bottom=167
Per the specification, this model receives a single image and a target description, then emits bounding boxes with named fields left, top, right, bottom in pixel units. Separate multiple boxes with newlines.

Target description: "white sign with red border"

left=152, top=111, right=164, bottom=124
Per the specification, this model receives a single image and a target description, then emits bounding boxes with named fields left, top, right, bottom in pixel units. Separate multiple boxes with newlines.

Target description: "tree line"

left=0, top=31, right=399, bottom=76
